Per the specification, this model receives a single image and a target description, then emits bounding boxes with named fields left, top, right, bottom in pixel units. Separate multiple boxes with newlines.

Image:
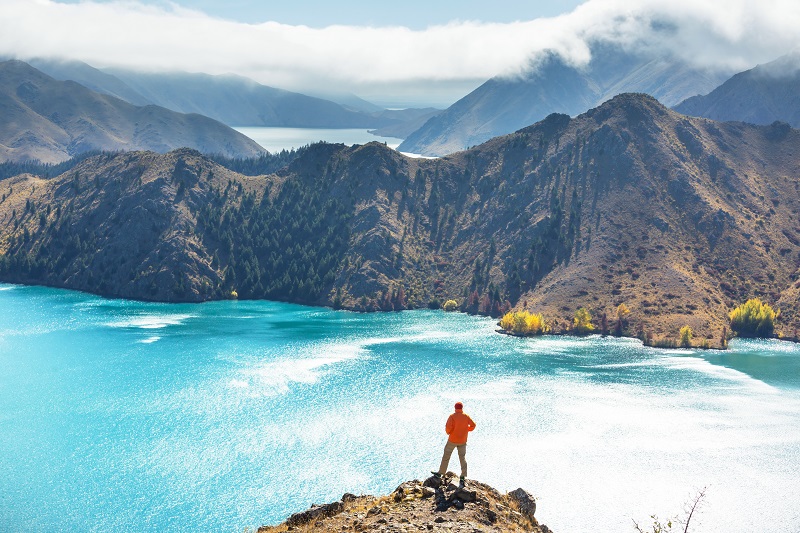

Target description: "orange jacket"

left=446, top=410, right=476, bottom=444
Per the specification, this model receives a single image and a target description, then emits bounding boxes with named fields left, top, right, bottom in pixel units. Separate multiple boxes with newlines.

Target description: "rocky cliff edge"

left=258, top=473, right=552, bottom=533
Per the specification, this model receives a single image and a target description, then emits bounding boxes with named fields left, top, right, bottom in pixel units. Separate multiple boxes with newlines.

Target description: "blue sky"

left=56, top=0, right=585, bottom=28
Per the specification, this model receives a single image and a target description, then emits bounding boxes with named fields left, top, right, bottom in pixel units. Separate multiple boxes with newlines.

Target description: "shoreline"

left=2, top=280, right=796, bottom=349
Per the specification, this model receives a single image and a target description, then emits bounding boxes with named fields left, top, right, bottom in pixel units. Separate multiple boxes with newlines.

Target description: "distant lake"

left=234, top=127, right=403, bottom=153
left=2, top=284, right=800, bottom=532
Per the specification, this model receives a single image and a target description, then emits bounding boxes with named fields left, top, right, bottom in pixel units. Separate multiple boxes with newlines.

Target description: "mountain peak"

left=673, top=52, right=800, bottom=127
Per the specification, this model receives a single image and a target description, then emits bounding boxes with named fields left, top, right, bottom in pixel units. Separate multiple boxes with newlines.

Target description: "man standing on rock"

left=432, top=402, right=475, bottom=486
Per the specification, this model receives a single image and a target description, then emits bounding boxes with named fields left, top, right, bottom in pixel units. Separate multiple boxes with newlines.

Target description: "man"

left=432, top=401, right=476, bottom=485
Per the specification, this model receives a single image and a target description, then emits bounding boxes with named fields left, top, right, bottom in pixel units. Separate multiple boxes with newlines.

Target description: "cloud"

left=1, top=0, right=799, bottom=100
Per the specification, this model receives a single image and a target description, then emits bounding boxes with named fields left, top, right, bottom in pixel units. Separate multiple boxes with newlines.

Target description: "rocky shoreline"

left=257, top=473, right=551, bottom=532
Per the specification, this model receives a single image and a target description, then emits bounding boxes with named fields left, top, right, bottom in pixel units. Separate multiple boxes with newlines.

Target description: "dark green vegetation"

left=0, top=60, right=265, bottom=163
left=2, top=94, right=800, bottom=345
left=0, top=149, right=303, bottom=181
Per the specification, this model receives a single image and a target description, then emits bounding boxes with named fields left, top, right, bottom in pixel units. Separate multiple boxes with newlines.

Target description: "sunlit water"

left=233, top=127, right=402, bottom=153
left=1, top=283, right=799, bottom=532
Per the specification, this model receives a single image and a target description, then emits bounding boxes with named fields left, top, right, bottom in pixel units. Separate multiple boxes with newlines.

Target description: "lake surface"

left=1, top=283, right=800, bottom=532
left=234, top=127, right=403, bottom=154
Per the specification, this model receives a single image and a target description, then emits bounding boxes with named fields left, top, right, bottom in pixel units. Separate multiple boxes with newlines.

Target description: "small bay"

left=1, top=283, right=799, bottom=532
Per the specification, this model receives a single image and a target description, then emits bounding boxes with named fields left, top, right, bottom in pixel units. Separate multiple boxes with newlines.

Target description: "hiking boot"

left=458, top=476, right=466, bottom=487
left=430, top=471, right=442, bottom=478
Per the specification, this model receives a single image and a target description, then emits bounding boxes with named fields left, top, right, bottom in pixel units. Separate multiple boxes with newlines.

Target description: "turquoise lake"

left=1, top=283, right=799, bottom=532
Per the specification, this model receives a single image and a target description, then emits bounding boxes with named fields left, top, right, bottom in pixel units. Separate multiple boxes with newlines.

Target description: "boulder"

left=508, top=488, right=536, bottom=520
left=285, top=501, right=344, bottom=527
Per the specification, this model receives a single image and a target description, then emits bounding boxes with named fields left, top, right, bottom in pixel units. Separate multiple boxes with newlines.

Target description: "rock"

left=341, top=493, right=358, bottom=502
left=455, top=489, right=476, bottom=503
left=286, top=501, right=344, bottom=527
left=507, top=488, right=536, bottom=520
left=260, top=477, right=544, bottom=532
left=422, top=475, right=442, bottom=488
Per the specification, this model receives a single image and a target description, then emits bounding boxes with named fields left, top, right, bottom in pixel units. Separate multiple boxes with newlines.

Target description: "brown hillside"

left=1, top=94, right=799, bottom=346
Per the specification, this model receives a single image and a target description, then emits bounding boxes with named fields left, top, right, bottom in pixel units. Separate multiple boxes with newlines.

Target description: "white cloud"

left=1, top=0, right=799, bottom=101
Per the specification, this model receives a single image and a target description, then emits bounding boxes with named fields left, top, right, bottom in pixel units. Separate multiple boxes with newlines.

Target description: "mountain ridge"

left=398, top=49, right=732, bottom=156
left=26, top=58, right=438, bottom=132
left=0, top=60, right=266, bottom=163
left=2, top=93, right=799, bottom=345
left=673, top=52, right=800, bottom=127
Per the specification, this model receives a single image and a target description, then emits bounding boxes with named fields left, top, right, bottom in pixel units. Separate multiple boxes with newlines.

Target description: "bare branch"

left=682, top=486, right=708, bottom=533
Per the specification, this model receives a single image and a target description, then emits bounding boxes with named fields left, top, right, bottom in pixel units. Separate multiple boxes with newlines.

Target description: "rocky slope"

left=0, top=60, right=266, bottom=163
left=398, top=48, right=730, bottom=156
left=673, top=52, right=800, bottom=127
left=2, top=93, right=799, bottom=345
left=258, top=474, right=550, bottom=533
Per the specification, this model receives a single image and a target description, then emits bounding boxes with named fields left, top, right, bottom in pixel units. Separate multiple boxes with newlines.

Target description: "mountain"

left=258, top=475, right=546, bottom=532
left=26, top=58, right=152, bottom=106
left=102, top=68, right=395, bottom=128
left=0, top=60, right=265, bottom=163
left=368, top=107, right=442, bottom=139
left=2, top=94, right=799, bottom=345
left=673, top=53, right=800, bottom=127
left=398, top=49, right=731, bottom=156
left=28, top=59, right=437, bottom=134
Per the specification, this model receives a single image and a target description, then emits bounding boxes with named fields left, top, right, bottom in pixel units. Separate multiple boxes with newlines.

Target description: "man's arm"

left=467, top=415, right=476, bottom=432
left=445, top=414, right=454, bottom=435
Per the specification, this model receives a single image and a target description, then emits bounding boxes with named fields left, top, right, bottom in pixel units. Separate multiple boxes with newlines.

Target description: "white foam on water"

left=138, top=336, right=161, bottom=344
left=239, top=340, right=367, bottom=396
left=106, top=313, right=194, bottom=330
left=659, top=354, right=778, bottom=393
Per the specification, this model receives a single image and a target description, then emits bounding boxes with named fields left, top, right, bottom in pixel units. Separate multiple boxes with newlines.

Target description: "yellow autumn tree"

left=679, top=325, right=693, bottom=348
left=729, top=298, right=778, bottom=338
left=573, top=307, right=594, bottom=334
left=443, top=299, right=458, bottom=312
left=499, top=310, right=549, bottom=336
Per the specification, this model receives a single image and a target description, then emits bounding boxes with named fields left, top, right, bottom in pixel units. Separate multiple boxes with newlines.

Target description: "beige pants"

left=437, top=441, right=467, bottom=478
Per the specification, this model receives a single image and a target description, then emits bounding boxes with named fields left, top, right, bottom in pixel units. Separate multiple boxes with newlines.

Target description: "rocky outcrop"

left=258, top=474, right=551, bottom=532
